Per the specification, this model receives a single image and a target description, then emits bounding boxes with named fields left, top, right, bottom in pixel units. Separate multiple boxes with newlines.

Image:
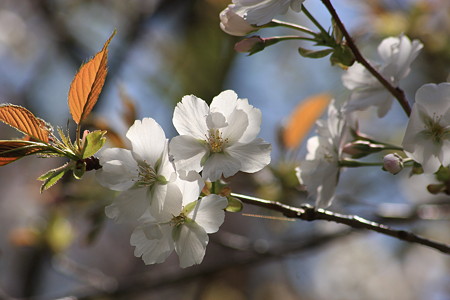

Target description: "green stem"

left=319, top=0, right=411, bottom=117
left=266, top=35, right=318, bottom=43
left=268, top=19, right=316, bottom=36
left=301, top=5, right=329, bottom=36
left=339, top=159, right=383, bottom=167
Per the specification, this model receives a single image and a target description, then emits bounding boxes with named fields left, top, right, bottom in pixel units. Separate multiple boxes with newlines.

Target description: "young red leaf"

left=68, top=31, right=116, bottom=124
left=0, top=104, right=50, bottom=143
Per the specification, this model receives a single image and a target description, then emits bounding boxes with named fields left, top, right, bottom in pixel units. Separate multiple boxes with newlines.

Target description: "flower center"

left=423, top=114, right=450, bottom=144
left=136, top=161, right=158, bottom=187
left=170, top=213, right=187, bottom=227
left=206, top=129, right=228, bottom=153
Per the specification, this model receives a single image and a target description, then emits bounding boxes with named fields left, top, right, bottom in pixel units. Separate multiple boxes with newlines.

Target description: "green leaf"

left=330, top=45, right=355, bottom=68
left=73, top=160, right=86, bottom=179
left=82, top=130, right=106, bottom=158
left=225, top=196, right=243, bottom=212
left=38, top=163, right=71, bottom=192
left=298, top=47, right=333, bottom=59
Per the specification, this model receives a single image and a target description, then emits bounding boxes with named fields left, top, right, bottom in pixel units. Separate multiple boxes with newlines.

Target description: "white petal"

left=131, top=222, right=174, bottom=265
left=149, top=182, right=183, bottom=216
left=210, top=90, right=239, bottom=119
left=235, top=98, right=262, bottom=143
left=105, top=189, right=148, bottom=223
left=96, top=148, right=138, bottom=191
left=221, top=108, right=248, bottom=143
left=220, top=6, right=256, bottom=36
left=343, top=89, right=392, bottom=118
left=176, top=171, right=204, bottom=207
left=126, top=118, right=166, bottom=166
left=226, top=138, right=271, bottom=173
left=174, top=222, right=208, bottom=268
left=173, top=95, right=209, bottom=139
left=187, top=194, right=227, bottom=233
left=415, top=83, right=450, bottom=114
left=206, top=112, right=228, bottom=129
left=169, top=135, right=209, bottom=172
left=202, top=152, right=241, bottom=181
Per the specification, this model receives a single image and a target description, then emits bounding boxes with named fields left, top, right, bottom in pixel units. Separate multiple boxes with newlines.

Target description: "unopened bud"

left=342, top=140, right=383, bottom=158
left=234, top=36, right=265, bottom=54
left=383, top=153, right=403, bottom=175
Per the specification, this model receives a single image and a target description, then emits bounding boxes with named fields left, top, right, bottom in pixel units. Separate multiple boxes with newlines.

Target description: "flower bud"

left=342, top=140, right=383, bottom=158
left=383, top=153, right=403, bottom=175
left=219, top=6, right=257, bottom=36
left=234, top=36, right=265, bottom=54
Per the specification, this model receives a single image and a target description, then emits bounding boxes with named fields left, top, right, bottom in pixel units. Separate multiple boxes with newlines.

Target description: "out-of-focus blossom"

left=220, top=5, right=257, bottom=36
left=230, top=0, right=304, bottom=26
left=169, top=90, right=271, bottom=182
left=402, top=83, right=450, bottom=173
left=342, top=34, right=423, bottom=117
left=296, top=101, right=352, bottom=208
left=131, top=172, right=227, bottom=268
left=96, top=118, right=177, bottom=221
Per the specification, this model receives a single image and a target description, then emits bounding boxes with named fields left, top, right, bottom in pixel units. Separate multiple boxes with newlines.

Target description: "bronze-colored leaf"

left=282, top=93, right=331, bottom=149
left=68, top=31, right=116, bottom=124
left=0, top=140, right=49, bottom=166
left=0, top=104, right=50, bottom=143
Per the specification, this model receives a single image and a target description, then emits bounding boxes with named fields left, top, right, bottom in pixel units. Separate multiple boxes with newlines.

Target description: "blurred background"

left=0, top=0, right=450, bottom=299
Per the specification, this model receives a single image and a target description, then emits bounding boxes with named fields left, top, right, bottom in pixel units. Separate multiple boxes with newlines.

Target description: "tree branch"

left=319, top=0, right=412, bottom=116
left=231, top=193, right=450, bottom=254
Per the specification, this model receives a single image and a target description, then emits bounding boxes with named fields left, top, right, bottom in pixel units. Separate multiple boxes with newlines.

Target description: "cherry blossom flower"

left=402, top=83, right=450, bottom=173
left=220, top=5, right=257, bottom=36
left=296, top=101, right=352, bottom=208
left=229, top=0, right=304, bottom=26
left=96, top=118, right=177, bottom=221
left=131, top=172, right=227, bottom=268
left=169, top=90, right=271, bottom=182
left=342, top=34, right=423, bottom=117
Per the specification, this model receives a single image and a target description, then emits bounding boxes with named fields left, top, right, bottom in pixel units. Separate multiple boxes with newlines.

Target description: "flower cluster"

left=342, top=35, right=423, bottom=117
left=96, top=90, right=271, bottom=267
left=296, top=101, right=353, bottom=208
left=220, top=0, right=305, bottom=35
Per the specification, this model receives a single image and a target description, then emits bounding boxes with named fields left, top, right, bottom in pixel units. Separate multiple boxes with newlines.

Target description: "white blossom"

left=96, top=118, right=177, bottom=221
left=296, top=101, right=352, bottom=208
left=342, top=34, right=423, bottom=117
left=169, top=90, right=271, bottom=182
left=130, top=172, right=227, bottom=268
left=230, top=0, right=304, bottom=26
left=402, top=83, right=450, bottom=173
left=220, top=5, right=257, bottom=36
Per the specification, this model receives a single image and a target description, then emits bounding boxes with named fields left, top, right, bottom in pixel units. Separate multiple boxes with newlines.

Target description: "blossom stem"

left=268, top=19, right=316, bottom=36
left=339, top=159, right=383, bottom=167
left=301, top=6, right=329, bottom=36
left=230, top=193, right=450, bottom=254
left=319, top=0, right=412, bottom=116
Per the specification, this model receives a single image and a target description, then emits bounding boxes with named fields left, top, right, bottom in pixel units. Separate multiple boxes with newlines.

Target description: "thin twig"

left=319, top=0, right=412, bottom=116
left=231, top=193, right=450, bottom=254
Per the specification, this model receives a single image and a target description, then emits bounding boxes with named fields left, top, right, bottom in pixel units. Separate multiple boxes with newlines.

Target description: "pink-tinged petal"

left=169, top=135, right=209, bottom=173
left=220, top=6, right=257, bottom=36
left=210, top=90, right=239, bottom=119
left=174, top=222, right=208, bottom=268
left=202, top=152, right=241, bottom=181
left=187, top=194, right=227, bottom=233
left=226, top=138, right=271, bottom=173
left=105, top=189, right=148, bottom=223
left=221, top=109, right=248, bottom=143
left=126, top=118, right=166, bottom=166
left=96, top=148, right=138, bottom=191
left=131, top=222, right=174, bottom=265
left=173, top=95, right=209, bottom=139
